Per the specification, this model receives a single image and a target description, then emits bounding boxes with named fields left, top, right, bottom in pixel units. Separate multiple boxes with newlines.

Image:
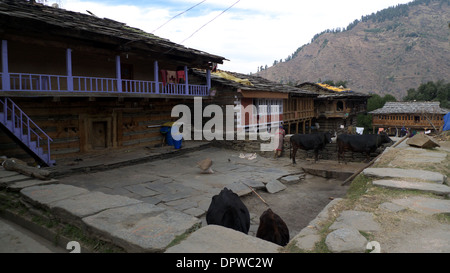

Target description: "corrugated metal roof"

left=369, top=101, right=448, bottom=114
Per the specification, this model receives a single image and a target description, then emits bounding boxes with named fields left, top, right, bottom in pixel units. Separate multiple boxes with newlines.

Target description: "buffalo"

left=256, top=208, right=290, bottom=246
left=337, top=133, right=392, bottom=163
left=290, top=132, right=332, bottom=163
left=206, top=187, right=250, bottom=234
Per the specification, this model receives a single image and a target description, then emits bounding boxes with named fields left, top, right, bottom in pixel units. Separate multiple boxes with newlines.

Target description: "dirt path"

left=241, top=174, right=349, bottom=236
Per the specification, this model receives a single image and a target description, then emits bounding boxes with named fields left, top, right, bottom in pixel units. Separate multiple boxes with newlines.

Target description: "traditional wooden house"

left=0, top=0, right=225, bottom=166
left=369, top=101, right=448, bottom=135
left=191, top=70, right=317, bottom=135
left=296, top=82, right=370, bottom=132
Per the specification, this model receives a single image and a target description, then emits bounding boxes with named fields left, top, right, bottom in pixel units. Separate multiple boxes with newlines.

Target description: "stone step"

left=373, top=179, right=450, bottom=196
left=19, top=184, right=203, bottom=252
left=391, top=196, right=450, bottom=215
left=165, top=224, right=281, bottom=253
left=362, top=167, right=447, bottom=184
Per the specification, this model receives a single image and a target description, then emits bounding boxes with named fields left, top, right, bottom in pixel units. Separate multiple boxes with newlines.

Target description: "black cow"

left=256, top=208, right=290, bottom=246
left=337, top=133, right=392, bottom=163
left=206, top=187, right=250, bottom=234
left=290, top=132, right=332, bottom=163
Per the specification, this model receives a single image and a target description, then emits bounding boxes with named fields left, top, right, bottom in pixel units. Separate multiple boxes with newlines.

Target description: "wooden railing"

left=1, top=72, right=209, bottom=96
left=0, top=97, right=54, bottom=166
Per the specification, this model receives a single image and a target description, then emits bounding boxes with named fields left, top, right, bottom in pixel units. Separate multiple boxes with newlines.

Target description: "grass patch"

left=166, top=222, right=201, bottom=249
left=346, top=174, right=372, bottom=203
left=0, top=189, right=124, bottom=253
left=434, top=213, right=450, bottom=224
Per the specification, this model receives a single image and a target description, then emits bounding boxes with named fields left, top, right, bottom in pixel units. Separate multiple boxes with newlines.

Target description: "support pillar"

left=116, top=55, right=122, bottom=92
left=206, top=69, right=211, bottom=95
left=154, top=61, right=159, bottom=94
left=184, top=65, right=189, bottom=95
left=66, top=48, right=73, bottom=91
left=2, top=40, right=10, bottom=90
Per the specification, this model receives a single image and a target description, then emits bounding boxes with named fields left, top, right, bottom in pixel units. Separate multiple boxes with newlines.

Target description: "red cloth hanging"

left=160, top=70, right=167, bottom=86
left=176, top=70, right=185, bottom=83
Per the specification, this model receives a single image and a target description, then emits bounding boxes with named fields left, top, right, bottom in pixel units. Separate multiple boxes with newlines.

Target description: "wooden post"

left=116, top=55, right=122, bottom=92
left=2, top=40, right=10, bottom=90
left=66, top=48, right=73, bottom=91
left=154, top=60, right=159, bottom=94
left=184, top=65, right=189, bottom=95
left=206, top=69, right=211, bottom=94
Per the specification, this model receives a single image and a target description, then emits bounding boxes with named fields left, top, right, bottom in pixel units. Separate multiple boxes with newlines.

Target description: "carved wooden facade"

left=0, top=1, right=225, bottom=163
left=296, top=82, right=370, bottom=132
left=192, top=70, right=317, bottom=135
left=369, top=101, right=448, bottom=134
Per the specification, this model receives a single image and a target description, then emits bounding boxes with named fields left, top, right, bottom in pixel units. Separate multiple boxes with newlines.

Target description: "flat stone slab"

left=330, top=210, right=380, bottom=232
left=373, top=179, right=450, bottom=195
left=226, top=182, right=252, bottom=196
left=401, top=149, right=447, bottom=163
left=325, top=227, right=368, bottom=253
left=0, top=174, right=31, bottom=187
left=165, top=225, right=281, bottom=253
left=0, top=169, right=19, bottom=178
left=240, top=179, right=265, bottom=190
left=265, top=180, right=287, bottom=194
left=124, top=184, right=159, bottom=197
left=392, top=196, right=450, bottom=215
left=363, top=168, right=447, bottom=184
left=6, top=179, right=59, bottom=192
left=20, top=184, right=89, bottom=209
left=50, top=191, right=142, bottom=226
left=82, top=202, right=201, bottom=253
left=293, top=234, right=321, bottom=251
left=379, top=202, right=406, bottom=213
left=280, top=175, right=302, bottom=183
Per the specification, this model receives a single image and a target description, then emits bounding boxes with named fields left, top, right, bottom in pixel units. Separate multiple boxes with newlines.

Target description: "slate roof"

left=296, top=82, right=370, bottom=99
left=0, top=0, right=226, bottom=68
left=192, top=70, right=318, bottom=97
left=369, top=101, right=449, bottom=115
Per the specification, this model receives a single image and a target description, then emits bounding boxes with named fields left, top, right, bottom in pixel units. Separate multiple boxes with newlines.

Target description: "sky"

left=57, top=0, right=414, bottom=74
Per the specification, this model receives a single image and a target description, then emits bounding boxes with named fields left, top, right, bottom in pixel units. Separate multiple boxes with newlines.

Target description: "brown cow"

left=256, top=208, right=290, bottom=246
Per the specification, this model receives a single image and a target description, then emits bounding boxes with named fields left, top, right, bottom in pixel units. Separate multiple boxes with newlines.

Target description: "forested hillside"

left=257, top=0, right=450, bottom=99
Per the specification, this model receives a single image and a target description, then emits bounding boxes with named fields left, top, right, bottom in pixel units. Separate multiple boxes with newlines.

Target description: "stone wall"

left=211, top=134, right=390, bottom=162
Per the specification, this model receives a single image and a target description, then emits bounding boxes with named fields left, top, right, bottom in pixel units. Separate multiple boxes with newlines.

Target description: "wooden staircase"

left=0, top=97, right=55, bottom=167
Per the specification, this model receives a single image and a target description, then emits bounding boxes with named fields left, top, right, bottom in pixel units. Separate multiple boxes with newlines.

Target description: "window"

left=336, top=101, right=344, bottom=111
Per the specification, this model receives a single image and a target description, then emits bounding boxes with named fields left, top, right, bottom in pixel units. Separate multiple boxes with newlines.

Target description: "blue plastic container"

left=160, top=126, right=174, bottom=145
left=171, top=125, right=182, bottom=149
left=166, top=129, right=174, bottom=146
left=173, top=138, right=182, bottom=149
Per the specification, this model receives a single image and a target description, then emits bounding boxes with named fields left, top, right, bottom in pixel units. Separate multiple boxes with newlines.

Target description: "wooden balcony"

left=0, top=72, right=209, bottom=97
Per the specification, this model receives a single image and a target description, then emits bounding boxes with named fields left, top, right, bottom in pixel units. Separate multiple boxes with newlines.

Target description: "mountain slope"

left=258, top=0, right=450, bottom=99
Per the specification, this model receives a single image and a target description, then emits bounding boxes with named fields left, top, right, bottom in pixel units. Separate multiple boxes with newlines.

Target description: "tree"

left=403, top=80, right=450, bottom=108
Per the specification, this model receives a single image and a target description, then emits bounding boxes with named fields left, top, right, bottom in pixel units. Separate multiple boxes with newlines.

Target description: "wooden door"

left=92, top=121, right=107, bottom=149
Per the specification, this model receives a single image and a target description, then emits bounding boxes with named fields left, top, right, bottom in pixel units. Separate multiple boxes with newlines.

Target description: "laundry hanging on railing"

left=176, top=70, right=185, bottom=83
left=167, top=71, right=177, bottom=84
left=160, top=69, right=167, bottom=86
left=160, top=70, right=184, bottom=86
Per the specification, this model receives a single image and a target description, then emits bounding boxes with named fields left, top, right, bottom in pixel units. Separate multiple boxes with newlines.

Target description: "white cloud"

left=62, top=0, right=413, bottom=74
